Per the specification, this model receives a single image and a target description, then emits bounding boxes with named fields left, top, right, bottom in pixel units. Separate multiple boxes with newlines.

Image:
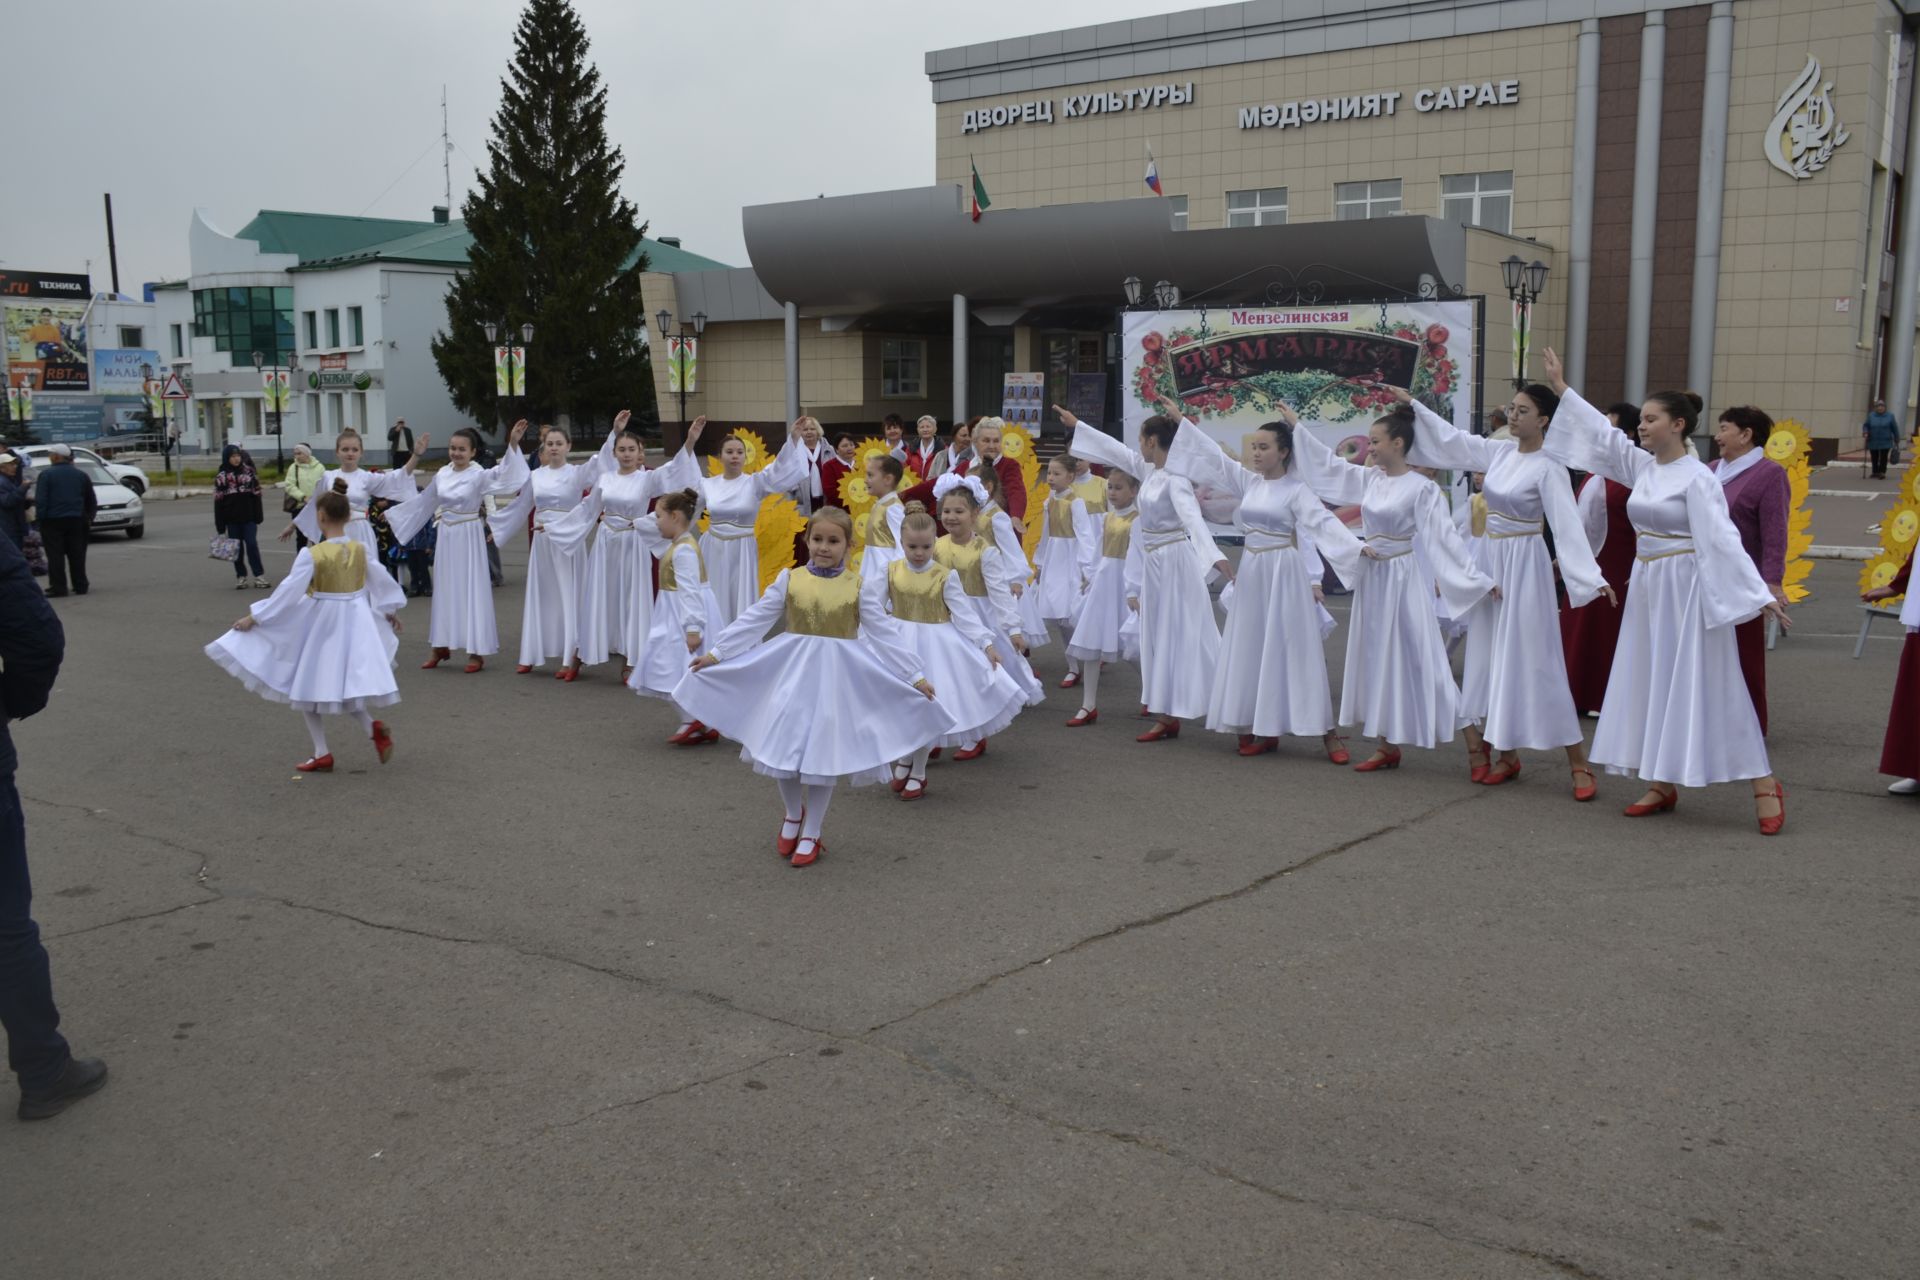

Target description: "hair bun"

left=680, top=487, right=698, bottom=503
left=1682, top=390, right=1705, bottom=416
left=331, top=478, right=350, bottom=494
left=902, top=500, right=928, bottom=516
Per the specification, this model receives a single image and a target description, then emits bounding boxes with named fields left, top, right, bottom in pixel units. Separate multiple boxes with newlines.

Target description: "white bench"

left=1855, top=603, right=1904, bottom=658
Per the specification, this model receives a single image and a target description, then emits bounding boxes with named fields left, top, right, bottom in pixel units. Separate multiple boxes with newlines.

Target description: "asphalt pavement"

left=3, top=494, right=1914, bottom=1279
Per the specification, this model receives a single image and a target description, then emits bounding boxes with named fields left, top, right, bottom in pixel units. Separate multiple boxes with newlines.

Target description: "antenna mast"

left=441, top=86, right=452, bottom=212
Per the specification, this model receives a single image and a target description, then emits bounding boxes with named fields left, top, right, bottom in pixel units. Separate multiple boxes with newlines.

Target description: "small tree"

left=433, top=0, right=656, bottom=437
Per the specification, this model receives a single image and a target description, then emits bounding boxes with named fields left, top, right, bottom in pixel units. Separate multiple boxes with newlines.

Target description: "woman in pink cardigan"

left=1708, top=407, right=1791, bottom=735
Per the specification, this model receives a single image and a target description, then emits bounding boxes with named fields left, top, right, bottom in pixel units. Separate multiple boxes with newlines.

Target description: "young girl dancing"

left=859, top=454, right=908, bottom=585
left=679, top=507, right=951, bottom=868
left=700, top=419, right=807, bottom=626
left=1164, top=411, right=1363, bottom=761
left=283, top=428, right=423, bottom=572
left=1291, top=405, right=1493, bottom=771
left=973, top=460, right=1050, bottom=652
left=384, top=421, right=530, bottom=672
left=630, top=489, right=724, bottom=745
left=492, top=420, right=619, bottom=679
left=884, top=503, right=1027, bottom=799
left=206, top=480, right=405, bottom=772
left=1061, top=469, right=1141, bottom=727
left=935, top=474, right=1043, bottom=757
left=1032, top=455, right=1101, bottom=687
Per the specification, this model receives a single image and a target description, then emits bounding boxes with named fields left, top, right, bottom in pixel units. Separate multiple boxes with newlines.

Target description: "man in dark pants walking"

left=32, top=444, right=95, bottom=598
left=0, top=530, right=107, bottom=1120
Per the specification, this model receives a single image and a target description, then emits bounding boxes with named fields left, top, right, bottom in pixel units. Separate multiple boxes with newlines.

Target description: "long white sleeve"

left=1414, top=480, right=1495, bottom=618
left=582, top=423, right=619, bottom=491
left=1405, top=399, right=1504, bottom=473
left=484, top=444, right=531, bottom=493
left=671, top=543, right=708, bottom=640
left=1164, top=419, right=1255, bottom=498
left=1292, top=484, right=1363, bottom=586
left=754, top=435, right=809, bottom=497
left=709, top=570, right=790, bottom=660
left=487, top=477, right=534, bottom=546
left=980, top=541, right=1024, bottom=636
left=1290, top=424, right=1370, bottom=507
left=246, top=549, right=315, bottom=625
left=1123, top=527, right=1145, bottom=602
left=857, top=572, right=927, bottom=684
left=382, top=468, right=445, bottom=546
left=1539, top=459, right=1606, bottom=608
left=648, top=445, right=701, bottom=498
left=1169, top=476, right=1224, bottom=575
left=1070, top=498, right=1100, bottom=582
left=364, top=551, right=409, bottom=616
left=1542, top=389, right=1651, bottom=487
left=1577, top=476, right=1609, bottom=548
left=1684, top=466, right=1775, bottom=630
left=941, top=571, right=997, bottom=650
left=1071, top=421, right=1149, bottom=481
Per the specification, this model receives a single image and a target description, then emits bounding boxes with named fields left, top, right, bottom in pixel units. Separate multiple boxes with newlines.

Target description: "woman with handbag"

left=213, top=445, right=269, bottom=589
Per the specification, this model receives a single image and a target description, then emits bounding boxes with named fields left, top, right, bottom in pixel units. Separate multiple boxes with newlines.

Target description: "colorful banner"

left=6, top=384, right=31, bottom=422
left=94, top=347, right=162, bottom=396
left=3, top=299, right=90, bottom=391
left=494, top=345, right=526, bottom=396
left=666, top=337, right=697, bottom=395
left=262, top=369, right=292, bottom=411
left=1000, top=371, right=1044, bottom=428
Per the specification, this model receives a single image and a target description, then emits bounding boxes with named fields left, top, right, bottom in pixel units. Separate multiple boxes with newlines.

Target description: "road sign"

left=160, top=372, right=188, bottom=399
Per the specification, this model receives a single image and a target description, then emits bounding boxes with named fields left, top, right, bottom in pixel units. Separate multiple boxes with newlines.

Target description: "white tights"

left=775, top=778, right=836, bottom=840
left=302, top=709, right=373, bottom=757
left=1077, top=660, right=1101, bottom=713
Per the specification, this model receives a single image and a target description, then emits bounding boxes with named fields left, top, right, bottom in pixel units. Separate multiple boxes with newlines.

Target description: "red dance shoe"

left=1623, top=787, right=1678, bottom=817
left=1466, top=744, right=1491, bottom=784
left=1570, top=766, right=1597, bottom=802
left=515, top=664, right=534, bottom=674
left=421, top=648, right=451, bottom=670
left=1237, top=737, right=1277, bottom=757
left=1755, top=782, right=1787, bottom=836
left=776, top=815, right=803, bottom=859
left=691, top=727, right=720, bottom=745
left=559, top=667, right=580, bottom=683
left=953, top=739, right=988, bottom=761
left=463, top=656, right=486, bottom=674
left=1324, top=735, right=1350, bottom=766
left=1136, top=720, right=1180, bottom=743
left=295, top=754, right=334, bottom=773
left=667, top=720, right=705, bottom=745
left=1481, top=757, right=1523, bottom=787
left=370, top=722, right=394, bottom=765
left=889, top=763, right=911, bottom=793
left=1353, top=748, right=1402, bottom=773
left=1059, top=671, right=1081, bottom=689
left=1064, top=708, right=1099, bottom=727
left=928, top=747, right=942, bottom=760
left=790, top=839, right=823, bottom=868
left=900, top=777, right=927, bottom=801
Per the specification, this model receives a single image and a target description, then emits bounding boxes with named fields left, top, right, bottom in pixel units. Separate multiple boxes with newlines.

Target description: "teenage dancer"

left=1055, top=407, right=1227, bottom=743
left=1164, top=410, right=1363, bottom=761
left=207, top=480, right=404, bottom=771
left=385, top=421, right=530, bottom=672
left=702, top=419, right=807, bottom=623
left=283, top=428, right=422, bottom=572
left=1062, top=468, right=1142, bottom=726
left=491, top=421, right=619, bottom=679
left=1399, top=384, right=1614, bottom=797
left=1539, top=349, right=1791, bottom=833
left=679, top=507, right=951, bottom=868
left=1562, top=404, right=1641, bottom=716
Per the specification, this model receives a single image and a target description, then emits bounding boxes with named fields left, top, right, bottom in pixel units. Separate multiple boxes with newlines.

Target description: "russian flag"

left=1144, top=145, right=1162, bottom=196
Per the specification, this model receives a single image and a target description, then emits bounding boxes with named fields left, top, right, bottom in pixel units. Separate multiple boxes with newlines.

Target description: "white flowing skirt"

left=1033, top=539, right=1085, bottom=624
left=1458, top=534, right=1583, bottom=750
left=672, top=634, right=954, bottom=786
left=426, top=518, right=498, bottom=654
left=206, top=596, right=400, bottom=716
left=901, top=619, right=1029, bottom=748
left=1339, top=552, right=1461, bottom=748
left=1012, top=580, right=1050, bottom=648
left=702, top=532, right=760, bottom=630
left=1593, top=552, right=1769, bottom=786
left=1066, top=557, right=1138, bottom=664
left=959, top=594, right=1046, bottom=707
left=629, top=586, right=722, bottom=700
left=518, top=530, right=586, bottom=667
left=579, top=528, right=652, bottom=666
left=1210, top=545, right=1336, bottom=738
left=1138, top=541, right=1219, bottom=721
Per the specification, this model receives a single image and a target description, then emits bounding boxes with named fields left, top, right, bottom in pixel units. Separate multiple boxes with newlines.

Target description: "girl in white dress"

left=935, top=474, right=1042, bottom=759
left=1291, top=407, right=1494, bottom=770
left=858, top=455, right=908, bottom=586
left=1401, top=385, right=1615, bottom=797
left=1538, top=350, right=1790, bottom=833
left=679, top=507, right=950, bottom=869
left=630, top=490, right=724, bottom=745
left=1058, top=408, right=1227, bottom=743
left=700, top=420, right=808, bottom=625
left=1164, top=413, right=1364, bottom=762
left=973, top=462, right=1049, bottom=650
left=1032, top=455, right=1101, bottom=687
left=1062, top=469, right=1141, bottom=727
left=491, top=422, right=619, bottom=679
left=282, top=428, right=421, bottom=572
left=884, top=503, right=1026, bottom=799
left=207, top=480, right=405, bottom=772
left=384, top=421, right=530, bottom=672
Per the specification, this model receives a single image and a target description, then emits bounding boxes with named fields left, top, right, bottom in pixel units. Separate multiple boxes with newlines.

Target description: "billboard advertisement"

left=94, top=348, right=162, bottom=396
left=4, top=299, right=90, bottom=391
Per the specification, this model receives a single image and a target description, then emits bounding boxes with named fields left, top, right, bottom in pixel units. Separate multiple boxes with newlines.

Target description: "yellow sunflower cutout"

left=999, top=421, right=1042, bottom=492
left=1860, top=549, right=1907, bottom=599
left=1763, top=420, right=1809, bottom=466
left=1903, top=454, right=1920, bottom=506
left=1767, top=420, right=1814, bottom=603
left=704, top=426, right=770, bottom=476
left=753, top=496, right=808, bottom=594
left=1882, top=502, right=1920, bottom=556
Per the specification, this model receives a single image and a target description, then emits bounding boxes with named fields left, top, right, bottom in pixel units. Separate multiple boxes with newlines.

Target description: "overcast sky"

left=2, top=0, right=1176, bottom=289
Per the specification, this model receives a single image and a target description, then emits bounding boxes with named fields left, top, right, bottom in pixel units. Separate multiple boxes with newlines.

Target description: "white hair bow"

left=932, top=472, right=988, bottom=508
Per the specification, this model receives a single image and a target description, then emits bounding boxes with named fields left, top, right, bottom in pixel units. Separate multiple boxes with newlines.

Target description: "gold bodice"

left=1046, top=493, right=1076, bottom=538
left=1101, top=509, right=1139, bottom=560
left=865, top=493, right=900, bottom=550
left=659, top=534, right=706, bottom=592
left=784, top=568, right=862, bottom=639
left=976, top=503, right=1000, bottom=549
left=307, top=540, right=367, bottom=594
left=934, top=535, right=988, bottom=597
left=887, top=559, right=952, bottom=623
left=1073, top=476, right=1108, bottom=514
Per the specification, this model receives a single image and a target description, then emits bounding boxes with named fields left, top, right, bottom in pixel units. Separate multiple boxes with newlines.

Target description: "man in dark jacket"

left=32, top=445, right=95, bottom=598
left=0, top=530, right=107, bottom=1120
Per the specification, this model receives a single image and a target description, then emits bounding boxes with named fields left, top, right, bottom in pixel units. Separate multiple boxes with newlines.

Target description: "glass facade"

left=193, top=286, right=295, bottom=367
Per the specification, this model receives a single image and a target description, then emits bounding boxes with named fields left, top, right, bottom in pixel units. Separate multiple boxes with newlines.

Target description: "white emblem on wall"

left=1766, top=55, right=1850, bottom=180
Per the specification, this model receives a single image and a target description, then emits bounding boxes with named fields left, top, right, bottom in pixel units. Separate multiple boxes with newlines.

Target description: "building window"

left=326, top=392, right=345, bottom=434
left=351, top=391, right=369, bottom=432
left=304, top=311, right=318, bottom=348
left=118, top=325, right=144, bottom=348
left=325, top=309, right=341, bottom=347
left=192, top=285, right=295, bottom=367
left=1226, top=187, right=1289, bottom=228
left=348, top=306, right=364, bottom=346
left=1335, top=179, right=1403, bottom=221
left=169, top=324, right=184, bottom=358
left=881, top=339, right=926, bottom=398
left=1440, top=171, right=1514, bottom=234
left=1168, top=195, right=1188, bottom=230
left=305, top=393, right=321, bottom=438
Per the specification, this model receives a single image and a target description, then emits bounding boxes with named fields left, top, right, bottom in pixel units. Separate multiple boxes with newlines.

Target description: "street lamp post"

left=1502, top=255, right=1550, bottom=389
left=650, top=309, right=707, bottom=432
left=483, top=320, right=535, bottom=444
left=251, top=349, right=287, bottom=477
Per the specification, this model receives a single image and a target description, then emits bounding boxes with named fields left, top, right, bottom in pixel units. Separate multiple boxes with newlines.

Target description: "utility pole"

left=442, top=86, right=452, bottom=213
left=103, top=194, right=120, bottom=296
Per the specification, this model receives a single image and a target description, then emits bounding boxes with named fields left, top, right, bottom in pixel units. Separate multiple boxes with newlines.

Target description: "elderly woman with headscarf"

left=213, top=444, right=269, bottom=588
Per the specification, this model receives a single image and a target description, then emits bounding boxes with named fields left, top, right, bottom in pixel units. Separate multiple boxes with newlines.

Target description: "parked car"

left=15, top=443, right=150, bottom=494
left=67, top=458, right=145, bottom=539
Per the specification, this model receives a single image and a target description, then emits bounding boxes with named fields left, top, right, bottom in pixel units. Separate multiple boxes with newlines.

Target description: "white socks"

left=302, top=712, right=329, bottom=757
left=1078, top=661, right=1101, bottom=713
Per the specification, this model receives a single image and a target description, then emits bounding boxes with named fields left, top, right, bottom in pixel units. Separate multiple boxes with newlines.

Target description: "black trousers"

left=39, top=518, right=88, bottom=595
left=1869, top=447, right=1891, bottom=477
left=1, top=768, right=69, bottom=1090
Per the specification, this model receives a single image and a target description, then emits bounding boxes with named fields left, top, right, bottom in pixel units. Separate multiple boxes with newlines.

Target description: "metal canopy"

left=741, top=184, right=1467, bottom=317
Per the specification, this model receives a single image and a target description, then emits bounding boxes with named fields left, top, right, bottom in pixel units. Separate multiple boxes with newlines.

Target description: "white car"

left=15, top=444, right=150, bottom=494
left=61, top=457, right=145, bottom=539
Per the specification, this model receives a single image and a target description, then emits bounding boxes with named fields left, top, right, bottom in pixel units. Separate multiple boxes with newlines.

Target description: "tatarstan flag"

left=970, top=158, right=991, bottom=222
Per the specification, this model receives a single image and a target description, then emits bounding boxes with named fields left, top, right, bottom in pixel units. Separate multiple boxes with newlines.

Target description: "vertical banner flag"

left=666, top=337, right=698, bottom=395
left=970, top=158, right=991, bottom=222
left=1144, top=144, right=1163, bottom=195
left=510, top=346, right=526, bottom=396
left=261, top=368, right=291, bottom=412
left=7, top=384, right=33, bottom=422
left=495, top=346, right=526, bottom=395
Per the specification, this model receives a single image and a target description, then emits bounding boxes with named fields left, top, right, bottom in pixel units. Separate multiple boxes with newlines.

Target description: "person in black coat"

left=0, top=529, right=108, bottom=1119
left=212, top=444, right=269, bottom=589
left=31, top=445, right=94, bottom=598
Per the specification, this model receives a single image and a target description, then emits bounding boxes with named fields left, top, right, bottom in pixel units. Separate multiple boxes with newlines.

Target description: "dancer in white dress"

left=207, top=481, right=405, bottom=772
left=1401, top=384, right=1616, bottom=797
left=1062, top=469, right=1142, bottom=727
left=678, top=507, right=951, bottom=869
left=281, top=428, right=421, bottom=574
left=1291, top=406, right=1494, bottom=770
left=490, top=422, right=619, bottom=678
left=1057, top=408, right=1227, bottom=743
left=566, top=422, right=689, bottom=680
left=700, top=420, right=807, bottom=625
left=1164, top=412, right=1364, bottom=761
left=884, top=503, right=1027, bottom=799
left=1538, top=350, right=1790, bottom=833
left=1032, top=455, right=1101, bottom=687
left=384, top=421, right=530, bottom=672
left=630, top=490, right=725, bottom=745
left=934, top=474, right=1043, bottom=759
left=973, top=462, right=1049, bottom=651
left=858, top=455, right=908, bottom=586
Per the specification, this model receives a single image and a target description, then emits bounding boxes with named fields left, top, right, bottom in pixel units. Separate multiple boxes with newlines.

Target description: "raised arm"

left=754, top=431, right=809, bottom=497
left=1537, top=354, right=1649, bottom=487
left=1065, top=414, right=1149, bottom=481
left=1404, top=397, right=1504, bottom=473
left=1288, top=423, right=1369, bottom=507
left=1162, top=419, right=1255, bottom=498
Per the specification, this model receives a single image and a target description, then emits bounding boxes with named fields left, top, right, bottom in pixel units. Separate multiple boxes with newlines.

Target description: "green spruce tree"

left=433, top=0, right=657, bottom=436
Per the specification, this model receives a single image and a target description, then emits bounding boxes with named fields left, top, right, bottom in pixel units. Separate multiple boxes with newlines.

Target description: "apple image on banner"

left=1336, top=435, right=1370, bottom=466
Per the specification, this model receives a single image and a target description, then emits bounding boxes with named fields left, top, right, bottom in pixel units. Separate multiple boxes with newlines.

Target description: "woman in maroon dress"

left=1560, top=403, right=1639, bottom=715
left=1865, top=550, right=1919, bottom=794
left=1708, top=406, right=1791, bottom=735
